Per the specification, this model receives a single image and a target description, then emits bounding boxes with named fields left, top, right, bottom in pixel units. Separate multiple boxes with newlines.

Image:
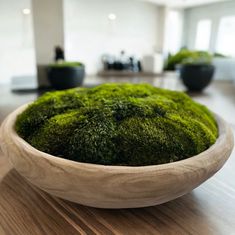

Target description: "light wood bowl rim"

left=1, top=103, right=233, bottom=173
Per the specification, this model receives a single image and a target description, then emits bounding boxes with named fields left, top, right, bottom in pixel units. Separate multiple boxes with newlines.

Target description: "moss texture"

left=165, top=49, right=213, bottom=70
left=49, top=61, right=84, bottom=68
left=15, top=83, right=218, bottom=166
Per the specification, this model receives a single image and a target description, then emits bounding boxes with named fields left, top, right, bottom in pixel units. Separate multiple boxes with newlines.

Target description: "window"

left=216, top=16, right=235, bottom=56
left=164, top=10, right=183, bottom=54
left=195, top=19, right=212, bottom=51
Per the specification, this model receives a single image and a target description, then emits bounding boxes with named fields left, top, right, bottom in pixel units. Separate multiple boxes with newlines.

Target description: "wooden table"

left=0, top=142, right=235, bottom=235
left=1, top=80, right=235, bottom=234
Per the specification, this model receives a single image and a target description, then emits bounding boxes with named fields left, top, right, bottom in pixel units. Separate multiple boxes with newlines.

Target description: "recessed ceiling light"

left=108, top=13, right=116, bottom=21
left=22, top=8, right=31, bottom=15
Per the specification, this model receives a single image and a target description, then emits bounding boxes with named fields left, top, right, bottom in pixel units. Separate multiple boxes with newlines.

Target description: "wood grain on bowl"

left=0, top=104, right=234, bottom=209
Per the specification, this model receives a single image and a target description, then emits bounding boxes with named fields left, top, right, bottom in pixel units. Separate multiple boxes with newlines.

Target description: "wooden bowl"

left=0, top=104, right=234, bottom=209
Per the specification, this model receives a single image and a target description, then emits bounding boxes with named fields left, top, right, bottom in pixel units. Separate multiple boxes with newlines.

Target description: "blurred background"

left=0, top=0, right=235, bottom=125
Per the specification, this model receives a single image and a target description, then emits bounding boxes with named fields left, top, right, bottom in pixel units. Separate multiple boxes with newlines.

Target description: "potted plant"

left=180, top=53, right=215, bottom=92
left=164, top=49, right=194, bottom=71
left=47, top=61, right=85, bottom=90
left=164, top=49, right=212, bottom=71
left=0, top=83, right=233, bottom=208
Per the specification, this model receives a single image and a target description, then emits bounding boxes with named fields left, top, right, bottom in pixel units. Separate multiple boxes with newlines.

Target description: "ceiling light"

left=108, top=13, right=116, bottom=21
left=22, top=8, right=31, bottom=15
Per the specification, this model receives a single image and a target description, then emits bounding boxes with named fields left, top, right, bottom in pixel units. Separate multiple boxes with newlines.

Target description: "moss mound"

left=49, top=61, right=84, bottom=68
left=15, top=83, right=218, bottom=166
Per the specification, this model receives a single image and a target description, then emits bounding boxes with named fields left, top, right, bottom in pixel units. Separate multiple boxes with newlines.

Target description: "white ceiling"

left=146, top=0, right=231, bottom=8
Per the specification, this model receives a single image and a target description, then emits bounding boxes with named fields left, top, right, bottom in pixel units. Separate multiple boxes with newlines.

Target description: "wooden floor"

left=0, top=77, right=235, bottom=234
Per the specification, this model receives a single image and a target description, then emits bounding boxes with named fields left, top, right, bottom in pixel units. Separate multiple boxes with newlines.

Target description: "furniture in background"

left=213, top=58, right=235, bottom=81
left=99, top=52, right=164, bottom=78
left=11, top=75, right=38, bottom=91
left=101, top=51, right=141, bottom=74
left=142, top=53, right=164, bottom=74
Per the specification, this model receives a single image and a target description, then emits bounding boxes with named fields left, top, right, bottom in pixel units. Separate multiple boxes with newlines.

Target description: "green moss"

left=15, top=83, right=218, bottom=166
left=48, top=61, right=84, bottom=68
left=165, top=49, right=213, bottom=70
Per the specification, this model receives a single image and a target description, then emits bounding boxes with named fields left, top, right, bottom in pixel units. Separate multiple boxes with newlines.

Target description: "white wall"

left=183, top=1, right=235, bottom=52
left=64, top=0, right=160, bottom=74
left=0, top=0, right=36, bottom=84
left=32, top=0, right=64, bottom=64
left=163, top=8, right=184, bottom=55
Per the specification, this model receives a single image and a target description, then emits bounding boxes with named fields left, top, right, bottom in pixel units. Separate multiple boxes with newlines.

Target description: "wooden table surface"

left=1, top=80, right=235, bottom=234
left=0, top=141, right=235, bottom=235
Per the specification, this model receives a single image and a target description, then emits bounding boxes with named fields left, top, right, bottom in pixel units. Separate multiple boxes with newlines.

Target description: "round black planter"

left=180, top=64, right=215, bottom=92
left=47, top=66, right=85, bottom=90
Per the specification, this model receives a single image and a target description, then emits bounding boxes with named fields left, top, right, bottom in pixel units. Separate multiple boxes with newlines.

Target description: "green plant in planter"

left=179, top=51, right=215, bottom=92
left=165, top=49, right=213, bottom=70
left=182, top=51, right=213, bottom=65
left=47, top=61, right=85, bottom=90
left=48, top=61, right=84, bottom=68
left=15, top=83, right=218, bottom=166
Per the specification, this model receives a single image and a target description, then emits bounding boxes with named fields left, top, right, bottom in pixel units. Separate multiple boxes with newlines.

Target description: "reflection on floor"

left=1, top=74, right=235, bottom=128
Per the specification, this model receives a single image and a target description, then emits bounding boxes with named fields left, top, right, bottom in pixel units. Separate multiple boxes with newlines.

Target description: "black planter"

left=180, top=64, right=215, bottom=92
left=47, top=66, right=85, bottom=90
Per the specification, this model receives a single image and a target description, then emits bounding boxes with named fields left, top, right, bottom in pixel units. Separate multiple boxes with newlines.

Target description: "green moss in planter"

left=48, top=61, right=84, bottom=68
left=165, top=49, right=213, bottom=70
left=15, top=83, right=218, bottom=166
